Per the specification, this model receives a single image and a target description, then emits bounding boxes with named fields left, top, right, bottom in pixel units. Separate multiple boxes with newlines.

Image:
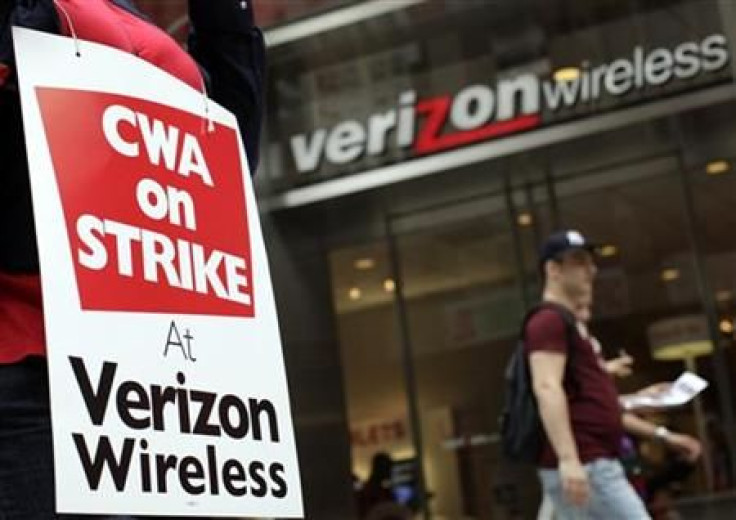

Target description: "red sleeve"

left=0, top=63, right=9, bottom=87
left=524, top=308, right=568, bottom=355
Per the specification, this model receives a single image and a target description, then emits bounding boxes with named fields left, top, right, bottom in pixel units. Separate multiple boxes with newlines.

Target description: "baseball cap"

left=539, top=230, right=599, bottom=266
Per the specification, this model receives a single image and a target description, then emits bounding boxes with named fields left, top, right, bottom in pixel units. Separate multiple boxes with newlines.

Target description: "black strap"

left=522, top=301, right=579, bottom=389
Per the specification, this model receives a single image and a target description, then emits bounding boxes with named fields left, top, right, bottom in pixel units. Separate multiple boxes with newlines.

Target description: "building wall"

left=260, top=209, right=357, bottom=519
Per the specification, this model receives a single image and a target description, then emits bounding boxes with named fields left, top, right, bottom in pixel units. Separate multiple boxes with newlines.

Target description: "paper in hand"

left=621, top=372, right=709, bottom=410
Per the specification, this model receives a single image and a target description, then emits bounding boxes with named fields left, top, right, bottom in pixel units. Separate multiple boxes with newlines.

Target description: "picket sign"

left=14, top=27, right=303, bottom=518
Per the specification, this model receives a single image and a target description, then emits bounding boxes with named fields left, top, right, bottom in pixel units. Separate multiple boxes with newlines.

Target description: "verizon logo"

left=291, top=34, right=728, bottom=174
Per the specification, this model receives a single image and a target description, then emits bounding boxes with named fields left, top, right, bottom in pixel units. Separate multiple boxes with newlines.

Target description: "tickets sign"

left=14, top=27, right=303, bottom=518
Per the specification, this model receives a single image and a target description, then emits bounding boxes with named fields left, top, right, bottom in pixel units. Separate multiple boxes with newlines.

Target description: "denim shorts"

left=538, top=458, right=651, bottom=520
left=0, top=358, right=136, bottom=519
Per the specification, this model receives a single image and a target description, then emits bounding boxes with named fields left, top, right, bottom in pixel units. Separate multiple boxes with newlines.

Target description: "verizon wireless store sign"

left=290, top=33, right=729, bottom=175
left=14, top=28, right=302, bottom=518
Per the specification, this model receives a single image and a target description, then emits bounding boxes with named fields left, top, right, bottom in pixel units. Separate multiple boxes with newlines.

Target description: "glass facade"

left=148, top=0, right=736, bottom=518
left=262, top=0, right=731, bottom=192
left=314, top=101, right=736, bottom=519
left=254, top=0, right=354, bottom=27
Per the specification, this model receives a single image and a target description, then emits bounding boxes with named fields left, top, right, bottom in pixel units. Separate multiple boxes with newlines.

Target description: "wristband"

left=654, top=425, right=670, bottom=442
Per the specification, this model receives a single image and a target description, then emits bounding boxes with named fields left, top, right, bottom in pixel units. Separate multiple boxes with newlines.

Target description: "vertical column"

left=385, top=215, right=431, bottom=520
left=717, top=0, right=736, bottom=80
left=261, top=210, right=358, bottom=519
left=672, top=136, right=736, bottom=488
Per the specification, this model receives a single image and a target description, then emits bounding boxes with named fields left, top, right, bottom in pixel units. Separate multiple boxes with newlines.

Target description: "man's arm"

left=187, top=0, right=266, bottom=172
left=622, top=412, right=701, bottom=462
left=529, top=350, right=589, bottom=506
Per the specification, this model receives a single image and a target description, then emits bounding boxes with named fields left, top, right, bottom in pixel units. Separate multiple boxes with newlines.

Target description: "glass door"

left=386, top=189, right=540, bottom=520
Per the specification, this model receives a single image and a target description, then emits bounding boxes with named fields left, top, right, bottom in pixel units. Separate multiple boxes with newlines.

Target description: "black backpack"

left=498, top=302, right=578, bottom=463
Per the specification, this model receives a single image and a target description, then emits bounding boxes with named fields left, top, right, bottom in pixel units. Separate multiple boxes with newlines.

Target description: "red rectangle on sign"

left=36, top=88, right=255, bottom=317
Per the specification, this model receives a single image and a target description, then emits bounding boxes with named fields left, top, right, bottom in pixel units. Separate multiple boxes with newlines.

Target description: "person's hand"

left=637, top=382, right=671, bottom=397
left=620, top=382, right=674, bottom=412
left=558, top=458, right=589, bottom=506
left=605, top=352, right=633, bottom=378
left=665, top=432, right=702, bottom=462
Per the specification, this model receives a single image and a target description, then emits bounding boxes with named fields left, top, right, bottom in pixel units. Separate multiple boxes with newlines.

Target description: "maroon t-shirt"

left=524, top=307, right=623, bottom=468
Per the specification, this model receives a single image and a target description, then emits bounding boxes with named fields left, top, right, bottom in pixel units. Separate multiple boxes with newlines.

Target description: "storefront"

left=256, top=1, right=736, bottom=518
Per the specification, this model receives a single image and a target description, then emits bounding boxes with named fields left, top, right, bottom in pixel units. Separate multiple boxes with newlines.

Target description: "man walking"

left=526, top=230, right=650, bottom=518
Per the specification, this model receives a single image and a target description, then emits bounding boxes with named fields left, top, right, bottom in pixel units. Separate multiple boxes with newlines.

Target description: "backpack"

left=498, top=302, right=578, bottom=463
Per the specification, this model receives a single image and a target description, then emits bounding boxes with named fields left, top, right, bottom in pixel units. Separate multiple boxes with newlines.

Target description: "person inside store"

left=576, top=297, right=702, bottom=511
left=642, top=424, right=699, bottom=520
left=356, top=452, right=412, bottom=520
left=526, top=230, right=701, bottom=519
left=0, top=0, right=264, bottom=517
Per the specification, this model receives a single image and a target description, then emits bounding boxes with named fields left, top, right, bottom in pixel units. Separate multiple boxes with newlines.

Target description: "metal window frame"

left=263, top=0, right=426, bottom=48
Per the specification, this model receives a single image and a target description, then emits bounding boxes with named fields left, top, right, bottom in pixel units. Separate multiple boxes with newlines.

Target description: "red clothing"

left=0, top=273, right=45, bottom=362
left=525, top=307, right=623, bottom=468
left=55, top=0, right=202, bottom=90
left=0, top=63, right=8, bottom=86
left=0, top=0, right=202, bottom=363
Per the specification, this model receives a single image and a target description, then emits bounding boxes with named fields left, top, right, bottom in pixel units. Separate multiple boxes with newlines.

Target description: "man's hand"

left=559, top=458, right=589, bottom=506
left=665, top=432, right=702, bottom=462
left=637, top=382, right=671, bottom=397
left=605, top=352, right=633, bottom=378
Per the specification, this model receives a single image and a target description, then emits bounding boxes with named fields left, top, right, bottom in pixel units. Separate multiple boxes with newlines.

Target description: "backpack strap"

left=522, top=301, right=579, bottom=389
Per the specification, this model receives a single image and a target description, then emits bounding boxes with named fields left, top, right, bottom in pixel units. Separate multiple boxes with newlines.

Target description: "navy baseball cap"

left=539, top=230, right=599, bottom=266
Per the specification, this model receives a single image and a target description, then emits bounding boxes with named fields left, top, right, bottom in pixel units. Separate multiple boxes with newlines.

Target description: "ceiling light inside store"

left=354, top=257, right=376, bottom=270
left=661, top=268, right=681, bottom=282
left=517, top=212, right=533, bottom=227
left=383, top=279, right=396, bottom=292
left=599, top=244, right=618, bottom=258
left=716, top=290, right=733, bottom=302
left=348, top=287, right=362, bottom=301
left=706, top=160, right=730, bottom=175
left=720, top=319, right=734, bottom=335
left=553, top=67, right=580, bottom=82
